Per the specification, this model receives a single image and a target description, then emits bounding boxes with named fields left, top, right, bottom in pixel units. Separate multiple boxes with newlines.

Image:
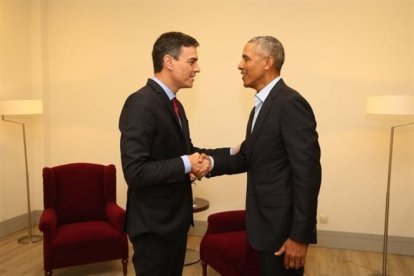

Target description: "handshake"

left=188, top=152, right=212, bottom=181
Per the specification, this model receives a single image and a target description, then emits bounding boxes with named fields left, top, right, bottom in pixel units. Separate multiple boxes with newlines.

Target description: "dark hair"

left=152, top=32, right=199, bottom=73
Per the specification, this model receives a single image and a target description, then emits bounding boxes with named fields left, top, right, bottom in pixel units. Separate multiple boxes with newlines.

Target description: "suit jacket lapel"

left=246, top=108, right=255, bottom=138
left=147, top=79, right=188, bottom=152
left=176, top=100, right=192, bottom=154
left=246, top=79, right=285, bottom=158
left=147, top=79, right=183, bottom=130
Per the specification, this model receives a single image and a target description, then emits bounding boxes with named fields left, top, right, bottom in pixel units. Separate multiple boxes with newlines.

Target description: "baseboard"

left=316, top=229, right=414, bottom=256
left=189, top=220, right=414, bottom=256
left=0, top=210, right=42, bottom=239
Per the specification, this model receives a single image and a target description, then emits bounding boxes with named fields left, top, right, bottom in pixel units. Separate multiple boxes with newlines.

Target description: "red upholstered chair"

left=200, top=210, right=261, bottom=276
left=39, top=163, right=128, bottom=276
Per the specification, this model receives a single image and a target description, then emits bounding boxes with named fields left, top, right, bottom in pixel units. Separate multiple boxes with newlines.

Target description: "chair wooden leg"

left=122, top=258, right=128, bottom=275
left=201, top=260, right=207, bottom=276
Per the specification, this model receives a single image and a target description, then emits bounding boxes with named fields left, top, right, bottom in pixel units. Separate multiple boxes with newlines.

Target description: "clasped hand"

left=188, top=152, right=211, bottom=180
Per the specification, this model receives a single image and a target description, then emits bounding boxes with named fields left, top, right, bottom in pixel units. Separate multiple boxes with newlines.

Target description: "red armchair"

left=39, top=163, right=128, bottom=276
left=200, top=210, right=261, bottom=276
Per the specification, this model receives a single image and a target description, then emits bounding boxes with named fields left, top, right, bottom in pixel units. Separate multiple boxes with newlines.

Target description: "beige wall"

left=0, top=0, right=44, bottom=223
left=1, top=0, right=413, bottom=238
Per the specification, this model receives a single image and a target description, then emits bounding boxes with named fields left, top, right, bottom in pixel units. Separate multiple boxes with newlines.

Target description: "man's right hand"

left=188, top=152, right=211, bottom=180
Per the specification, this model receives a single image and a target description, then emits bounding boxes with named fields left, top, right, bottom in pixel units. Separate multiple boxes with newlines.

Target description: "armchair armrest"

left=39, top=208, right=57, bottom=240
left=106, top=202, right=126, bottom=232
left=205, top=210, right=246, bottom=235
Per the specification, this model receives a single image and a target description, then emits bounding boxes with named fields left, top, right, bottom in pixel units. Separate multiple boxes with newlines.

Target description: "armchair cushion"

left=201, top=230, right=248, bottom=265
left=53, top=221, right=123, bottom=252
left=47, top=163, right=107, bottom=225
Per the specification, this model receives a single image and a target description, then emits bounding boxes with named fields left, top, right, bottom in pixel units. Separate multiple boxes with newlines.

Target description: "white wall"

left=1, top=0, right=413, bottom=238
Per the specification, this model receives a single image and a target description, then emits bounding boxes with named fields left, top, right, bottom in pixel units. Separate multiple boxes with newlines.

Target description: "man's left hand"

left=274, top=238, right=308, bottom=270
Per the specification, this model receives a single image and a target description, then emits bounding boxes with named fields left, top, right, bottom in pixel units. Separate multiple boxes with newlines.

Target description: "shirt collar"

left=151, top=76, right=175, bottom=101
left=255, top=76, right=282, bottom=105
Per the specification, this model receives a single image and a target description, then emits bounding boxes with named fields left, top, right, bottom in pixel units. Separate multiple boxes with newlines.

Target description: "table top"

left=193, top=197, right=209, bottom=213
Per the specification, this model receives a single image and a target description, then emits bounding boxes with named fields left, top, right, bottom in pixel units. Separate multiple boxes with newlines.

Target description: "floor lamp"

left=366, top=95, right=414, bottom=276
left=0, top=100, right=43, bottom=244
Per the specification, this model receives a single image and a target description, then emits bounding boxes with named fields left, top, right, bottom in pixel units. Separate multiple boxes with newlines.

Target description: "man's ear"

left=264, top=56, right=275, bottom=71
left=164, top=54, right=173, bottom=70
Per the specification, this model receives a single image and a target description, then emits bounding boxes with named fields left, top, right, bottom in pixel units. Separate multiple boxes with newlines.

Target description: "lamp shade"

left=366, top=95, right=414, bottom=115
left=0, top=100, right=43, bottom=115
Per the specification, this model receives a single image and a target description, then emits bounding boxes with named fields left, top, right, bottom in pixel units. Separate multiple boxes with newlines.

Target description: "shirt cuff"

left=209, top=156, right=214, bottom=171
left=181, top=155, right=191, bottom=174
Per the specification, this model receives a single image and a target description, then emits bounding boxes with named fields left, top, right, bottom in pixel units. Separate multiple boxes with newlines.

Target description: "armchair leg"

left=44, top=270, right=52, bottom=276
left=122, top=258, right=128, bottom=275
left=201, top=260, right=207, bottom=276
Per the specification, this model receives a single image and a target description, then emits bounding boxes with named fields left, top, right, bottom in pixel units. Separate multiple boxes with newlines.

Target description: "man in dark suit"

left=208, top=36, right=321, bottom=275
left=119, top=32, right=229, bottom=276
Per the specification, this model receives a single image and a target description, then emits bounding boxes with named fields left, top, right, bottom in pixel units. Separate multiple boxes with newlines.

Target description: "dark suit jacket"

left=210, top=79, right=321, bottom=252
left=119, top=79, right=228, bottom=240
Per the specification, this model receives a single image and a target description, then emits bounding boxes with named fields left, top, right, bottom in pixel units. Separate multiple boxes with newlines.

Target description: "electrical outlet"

left=319, top=215, right=328, bottom=224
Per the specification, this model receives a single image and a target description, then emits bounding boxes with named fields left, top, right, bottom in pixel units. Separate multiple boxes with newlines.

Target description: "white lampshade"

left=0, top=100, right=43, bottom=115
left=366, top=95, right=414, bottom=115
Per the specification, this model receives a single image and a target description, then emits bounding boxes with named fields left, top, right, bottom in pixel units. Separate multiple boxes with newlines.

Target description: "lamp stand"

left=2, top=116, right=42, bottom=244
left=369, top=121, right=414, bottom=276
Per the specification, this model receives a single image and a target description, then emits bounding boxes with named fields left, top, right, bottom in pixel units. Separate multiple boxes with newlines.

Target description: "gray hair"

left=248, top=36, right=285, bottom=71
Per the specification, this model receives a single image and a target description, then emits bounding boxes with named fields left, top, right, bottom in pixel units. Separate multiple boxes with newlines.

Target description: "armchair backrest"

left=43, top=163, right=116, bottom=226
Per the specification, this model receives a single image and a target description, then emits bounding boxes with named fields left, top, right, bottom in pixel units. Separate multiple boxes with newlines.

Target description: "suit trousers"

left=130, top=232, right=188, bottom=276
left=259, top=252, right=304, bottom=276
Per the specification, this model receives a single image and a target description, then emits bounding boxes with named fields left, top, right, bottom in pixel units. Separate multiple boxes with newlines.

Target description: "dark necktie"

left=172, top=97, right=180, bottom=121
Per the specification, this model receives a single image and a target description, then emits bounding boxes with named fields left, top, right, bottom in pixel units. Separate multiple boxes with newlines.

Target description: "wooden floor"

left=0, top=226, right=413, bottom=276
